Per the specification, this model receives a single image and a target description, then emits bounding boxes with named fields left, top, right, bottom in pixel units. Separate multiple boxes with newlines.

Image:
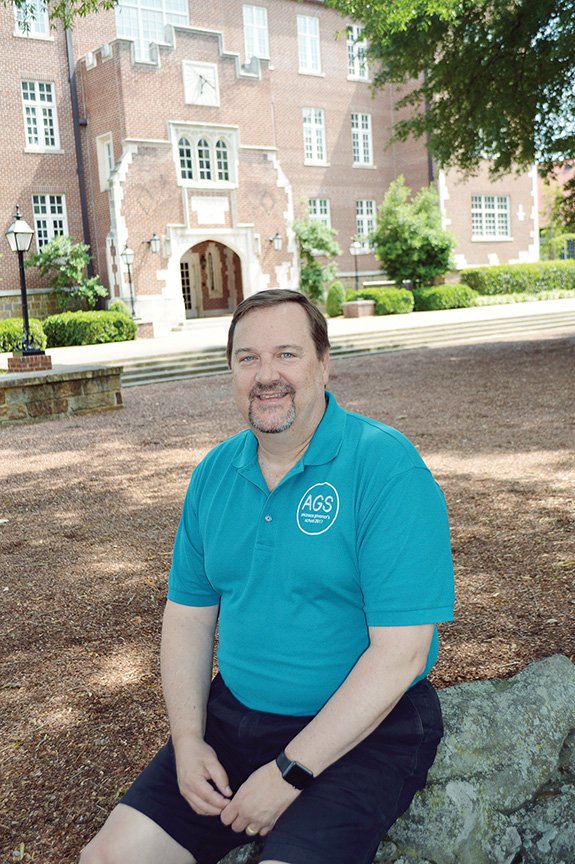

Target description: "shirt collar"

left=232, top=390, right=345, bottom=472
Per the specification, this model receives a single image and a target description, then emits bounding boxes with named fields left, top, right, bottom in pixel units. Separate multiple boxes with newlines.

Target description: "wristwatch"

left=275, top=750, right=314, bottom=790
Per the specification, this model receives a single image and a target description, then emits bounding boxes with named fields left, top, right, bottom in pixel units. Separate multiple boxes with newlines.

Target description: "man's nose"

left=255, top=358, right=280, bottom=384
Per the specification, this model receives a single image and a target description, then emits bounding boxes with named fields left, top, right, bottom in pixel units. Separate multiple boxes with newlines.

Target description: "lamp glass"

left=6, top=217, right=34, bottom=253
left=121, top=245, right=135, bottom=265
left=149, top=233, right=161, bottom=254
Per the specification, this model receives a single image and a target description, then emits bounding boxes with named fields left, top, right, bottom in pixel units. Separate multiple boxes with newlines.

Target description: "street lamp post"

left=5, top=205, right=45, bottom=355
left=349, top=240, right=362, bottom=294
left=121, top=244, right=136, bottom=317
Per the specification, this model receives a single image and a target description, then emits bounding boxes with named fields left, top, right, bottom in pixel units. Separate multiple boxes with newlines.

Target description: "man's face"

left=230, top=303, right=329, bottom=439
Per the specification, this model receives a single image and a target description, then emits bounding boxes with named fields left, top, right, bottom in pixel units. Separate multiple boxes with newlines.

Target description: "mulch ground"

left=1, top=332, right=574, bottom=863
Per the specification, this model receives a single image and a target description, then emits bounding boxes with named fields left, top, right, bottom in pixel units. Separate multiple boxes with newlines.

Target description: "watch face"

left=285, top=761, right=313, bottom=789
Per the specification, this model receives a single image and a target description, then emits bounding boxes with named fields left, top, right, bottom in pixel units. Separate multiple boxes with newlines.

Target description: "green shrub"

left=326, top=281, right=346, bottom=317
left=460, top=260, right=575, bottom=295
left=413, top=284, right=478, bottom=311
left=43, top=311, right=137, bottom=347
left=26, top=235, right=107, bottom=311
left=0, top=318, right=47, bottom=352
left=108, top=299, right=131, bottom=316
left=355, top=287, right=414, bottom=315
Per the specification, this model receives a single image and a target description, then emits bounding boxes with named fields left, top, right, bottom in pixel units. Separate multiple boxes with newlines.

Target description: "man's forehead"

left=232, top=303, right=312, bottom=340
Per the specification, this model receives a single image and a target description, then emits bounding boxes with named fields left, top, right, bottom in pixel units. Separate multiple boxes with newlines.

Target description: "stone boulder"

left=220, top=655, right=575, bottom=864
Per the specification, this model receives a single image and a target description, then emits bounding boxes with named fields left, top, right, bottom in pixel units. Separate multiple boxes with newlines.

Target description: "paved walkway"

left=1, top=298, right=574, bottom=370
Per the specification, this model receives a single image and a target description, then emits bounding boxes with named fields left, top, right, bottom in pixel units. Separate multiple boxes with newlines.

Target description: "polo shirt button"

left=264, top=514, right=272, bottom=522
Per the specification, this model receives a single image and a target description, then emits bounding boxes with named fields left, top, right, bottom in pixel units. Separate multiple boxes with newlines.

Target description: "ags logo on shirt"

left=296, top=482, right=340, bottom=535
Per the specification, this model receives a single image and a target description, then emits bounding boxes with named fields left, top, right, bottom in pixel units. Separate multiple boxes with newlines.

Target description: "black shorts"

left=121, top=674, right=443, bottom=864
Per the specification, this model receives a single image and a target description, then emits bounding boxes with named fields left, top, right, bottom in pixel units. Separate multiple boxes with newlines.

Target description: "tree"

left=292, top=216, right=341, bottom=303
left=371, top=176, right=455, bottom=287
left=327, top=0, right=575, bottom=182
left=8, top=0, right=118, bottom=30
left=27, top=235, right=108, bottom=310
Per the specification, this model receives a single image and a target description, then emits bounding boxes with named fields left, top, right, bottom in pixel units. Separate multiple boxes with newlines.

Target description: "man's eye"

left=239, top=355, right=256, bottom=363
left=280, top=352, right=295, bottom=359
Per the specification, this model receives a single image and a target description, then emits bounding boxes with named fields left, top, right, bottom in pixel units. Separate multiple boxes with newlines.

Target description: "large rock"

left=383, top=655, right=575, bottom=864
left=220, top=656, right=575, bottom=864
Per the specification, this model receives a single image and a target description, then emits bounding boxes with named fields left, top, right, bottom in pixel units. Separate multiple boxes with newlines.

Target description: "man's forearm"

left=283, top=624, right=434, bottom=777
left=160, top=599, right=219, bottom=744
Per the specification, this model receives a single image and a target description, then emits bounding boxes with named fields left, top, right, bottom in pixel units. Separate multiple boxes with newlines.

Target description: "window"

left=297, top=15, right=321, bottom=74
left=178, top=137, right=194, bottom=179
left=308, top=198, right=330, bottom=227
left=303, top=108, right=326, bottom=164
left=96, top=133, right=114, bottom=191
left=351, top=112, right=372, bottom=166
left=355, top=199, right=376, bottom=249
left=32, top=194, right=67, bottom=249
left=15, top=0, right=49, bottom=35
left=215, top=140, right=229, bottom=181
left=243, top=5, right=269, bottom=61
left=175, top=129, right=237, bottom=186
left=471, top=195, right=511, bottom=239
left=116, top=0, right=188, bottom=61
left=347, top=25, right=368, bottom=80
left=197, top=139, right=212, bottom=180
left=21, top=80, right=59, bottom=151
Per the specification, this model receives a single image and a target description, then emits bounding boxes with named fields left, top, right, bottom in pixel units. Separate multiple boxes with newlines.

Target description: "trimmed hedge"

left=326, top=281, right=346, bottom=317
left=43, top=310, right=137, bottom=347
left=351, top=287, right=414, bottom=315
left=460, top=260, right=575, bottom=295
left=0, top=318, right=47, bottom=353
left=413, top=284, right=478, bottom=311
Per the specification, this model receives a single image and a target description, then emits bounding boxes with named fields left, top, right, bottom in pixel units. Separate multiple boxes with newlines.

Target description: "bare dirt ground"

left=1, top=333, right=574, bottom=863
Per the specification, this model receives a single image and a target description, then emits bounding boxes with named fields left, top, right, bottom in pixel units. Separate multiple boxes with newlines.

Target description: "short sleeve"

left=167, top=473, right=221, bottom=607
left=358, top=467, right=454, bottom=626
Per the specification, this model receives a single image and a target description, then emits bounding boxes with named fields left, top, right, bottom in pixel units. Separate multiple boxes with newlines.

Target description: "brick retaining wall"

left=0, top=365, right=123, bottom=425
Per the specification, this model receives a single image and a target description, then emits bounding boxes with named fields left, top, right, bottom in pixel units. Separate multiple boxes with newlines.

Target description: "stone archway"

left=180, top=240, right=243, bottom=318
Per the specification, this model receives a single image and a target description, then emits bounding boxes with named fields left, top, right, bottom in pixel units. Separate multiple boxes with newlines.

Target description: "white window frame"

left=355, top=199, right=376, bottom=251
left=14, top=0, right=50, bottom=37
left=96, top=133, right=114, bottom=192
left=351, top=112, right=373, bottom=166
left=347, top=25, right=368, bottom=80
left=174, top=127, right=237, bottom=188
left=32, top=194, right=68, bottom=249
left=303, top=108, right=327, bottom=165
left=21, top=80, right=60, bottom=152
left=297, top=15, right=321, bottom=75
left=308, top=198, right=331, bottom=227
left=471, top=194, right=511, bottom=240
left=116, top=0, right=189, bottom=62
left=243, top=4, right=269, bottom=61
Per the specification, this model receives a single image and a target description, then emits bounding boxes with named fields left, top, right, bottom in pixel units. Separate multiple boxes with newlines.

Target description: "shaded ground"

left=1, top=334, right=574, bottom=863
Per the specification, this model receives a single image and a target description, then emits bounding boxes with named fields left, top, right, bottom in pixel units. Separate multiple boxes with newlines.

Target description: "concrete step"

left=119, top=310, right=575, bottom=388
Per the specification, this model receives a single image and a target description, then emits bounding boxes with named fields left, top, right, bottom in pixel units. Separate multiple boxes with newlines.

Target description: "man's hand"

left=174, top=736, right=233, bottom=816
left=220, top=761, right=300, bottom=836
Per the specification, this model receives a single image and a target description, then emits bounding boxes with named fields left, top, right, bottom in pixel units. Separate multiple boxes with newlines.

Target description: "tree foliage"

left=327, top=0, right=575, bottom=179
left=371, top=176, right=455, bottom=286
left=8, top=0, right=118, bottom=30
left=27, top=235, right=108, bottom=310
left=293, top=216, right=341, bottom=303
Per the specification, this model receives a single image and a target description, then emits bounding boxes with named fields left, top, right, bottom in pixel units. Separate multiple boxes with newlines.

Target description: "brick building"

left=1, top=0, right=540, bottom=334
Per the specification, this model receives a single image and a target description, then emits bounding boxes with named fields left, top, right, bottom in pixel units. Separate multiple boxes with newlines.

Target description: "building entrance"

left=180, top=240, right=243, bottom=318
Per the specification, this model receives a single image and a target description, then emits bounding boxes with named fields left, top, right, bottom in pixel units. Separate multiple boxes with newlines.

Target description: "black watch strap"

left=276, top=750, right=314, bottom=790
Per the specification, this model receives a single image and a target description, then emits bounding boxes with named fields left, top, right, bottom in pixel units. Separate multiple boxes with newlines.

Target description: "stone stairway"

left=118, top=308, right=575, bottom=388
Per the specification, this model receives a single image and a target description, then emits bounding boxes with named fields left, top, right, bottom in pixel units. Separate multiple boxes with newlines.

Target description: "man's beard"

left=248, top=384, right=296, bottom=434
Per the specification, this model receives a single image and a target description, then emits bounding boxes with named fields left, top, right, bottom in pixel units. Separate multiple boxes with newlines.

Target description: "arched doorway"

left=180, top=240, right=243, bottom=318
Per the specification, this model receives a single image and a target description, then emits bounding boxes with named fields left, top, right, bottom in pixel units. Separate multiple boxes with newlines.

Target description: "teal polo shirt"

left=168, top=391, right=454, bottom=716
